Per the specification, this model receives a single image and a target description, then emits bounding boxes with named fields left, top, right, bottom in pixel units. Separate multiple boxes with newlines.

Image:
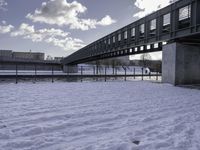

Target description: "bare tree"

left=140, top=53, right=152, bottom=67
left=46, top=55, right=53, bottom=61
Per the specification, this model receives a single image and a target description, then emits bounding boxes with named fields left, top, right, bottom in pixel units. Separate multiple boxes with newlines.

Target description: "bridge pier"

left=63, top=65, right=78, bottom=73
left=162, top=42, right=200, bottom=85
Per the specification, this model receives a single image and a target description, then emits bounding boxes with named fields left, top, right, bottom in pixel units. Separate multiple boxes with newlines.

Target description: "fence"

left=0, top=65, right=161, bottom=84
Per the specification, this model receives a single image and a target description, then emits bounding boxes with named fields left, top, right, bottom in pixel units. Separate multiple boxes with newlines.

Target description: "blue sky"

left=0, top=0, right=173, bottom=58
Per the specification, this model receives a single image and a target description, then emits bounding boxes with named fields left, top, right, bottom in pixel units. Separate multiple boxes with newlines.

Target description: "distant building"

left=0, top=50, right=45, bottom=61
left=100, top=55, right=130, bottom=66
left=54, top=57, right=63, bottom=62
left=114, top=55, right=130, bottom=65
left=12, top=52, right=44, bottom=61
left=0, top=50, right=12, bottom=58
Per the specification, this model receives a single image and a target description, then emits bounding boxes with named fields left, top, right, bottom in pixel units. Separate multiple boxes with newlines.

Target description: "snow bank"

left=0, top=81, right=200, bottom=150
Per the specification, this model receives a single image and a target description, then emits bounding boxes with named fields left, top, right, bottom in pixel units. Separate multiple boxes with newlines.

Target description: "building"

left=0, top=50, right=45, bottom=61
left=54, top=57, right=63, bottom=62
left=0, top=50, right=62, bottom=71
left=12, top=52, right=44, bottom=61
left=0, top=50, right=12, bottom=58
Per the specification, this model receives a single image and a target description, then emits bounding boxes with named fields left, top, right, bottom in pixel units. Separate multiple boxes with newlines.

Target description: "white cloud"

left=134, top=0, right=178, bottom=18
left=0, top=21, right=14, bottom=34
left=26, top=0, right=116, bottom=30
left=97, top=15, right=116, bottom=26
left=11, top=23, right=85, bottom=51
left=0, top=0, right=7, bottom=11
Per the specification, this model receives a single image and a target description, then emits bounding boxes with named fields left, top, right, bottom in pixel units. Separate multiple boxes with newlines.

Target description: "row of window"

left=91, top=42, right=167, bottom=56
left=100, top=5, right=191, bottom=45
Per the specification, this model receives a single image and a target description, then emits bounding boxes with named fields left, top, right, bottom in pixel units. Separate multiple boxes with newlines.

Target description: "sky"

left=0, top=0, right=176, bottom=59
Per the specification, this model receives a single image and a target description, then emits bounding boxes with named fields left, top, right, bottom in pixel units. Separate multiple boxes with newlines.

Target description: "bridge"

left=62, top=0, right=200, bottom=85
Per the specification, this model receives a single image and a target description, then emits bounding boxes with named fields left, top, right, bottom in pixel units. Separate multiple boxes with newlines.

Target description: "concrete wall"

left=162, top=43, right=200, bottom=85
left=162, top=43, right=176, bottom=84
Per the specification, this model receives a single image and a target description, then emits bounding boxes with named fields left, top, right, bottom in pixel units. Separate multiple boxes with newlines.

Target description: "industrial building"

left=0, top=50, right=44, bottom=61
left=12, top=52, right=44, bottom=61
left=0, top=50, right=62, bottom=71
left=0, top=50, right=13, bottom=58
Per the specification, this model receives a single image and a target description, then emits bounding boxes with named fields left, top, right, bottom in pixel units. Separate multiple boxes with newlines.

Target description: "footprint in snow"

left=0, top=125, right=7, bottom=129
left=132, top=140, right=140, bottom=145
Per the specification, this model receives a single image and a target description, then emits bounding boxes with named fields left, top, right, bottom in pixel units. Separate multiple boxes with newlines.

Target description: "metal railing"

left=0, top=65, right=161, bottom=84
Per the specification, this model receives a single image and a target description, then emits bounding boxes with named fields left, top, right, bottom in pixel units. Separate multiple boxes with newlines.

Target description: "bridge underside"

left=66, top=43, right=163, bottom=65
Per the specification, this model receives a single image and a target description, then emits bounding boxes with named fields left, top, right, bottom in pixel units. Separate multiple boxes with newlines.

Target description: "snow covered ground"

left=0, top=81, right=200, bottom=150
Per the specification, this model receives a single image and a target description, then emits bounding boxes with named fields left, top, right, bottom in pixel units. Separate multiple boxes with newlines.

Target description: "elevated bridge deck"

left=63, top=0, right=200, bottom=65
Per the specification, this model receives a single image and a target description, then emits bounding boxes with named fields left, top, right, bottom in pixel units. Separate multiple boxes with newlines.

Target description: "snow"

left=0, top=81, right=200, bottom=150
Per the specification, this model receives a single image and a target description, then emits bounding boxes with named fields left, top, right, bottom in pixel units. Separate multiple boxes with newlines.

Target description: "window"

left=140, top=46, right=145, bottom=51
left=108, top=38, right=111, bottom=45
left=118, top=33, right=121, bottom=41
left=163, top=13, right=171, bottom=26
left=150, top=19, right=156, bottom=30
left=162, top=41, right=167, bottom=45
left=131, top=28, right=135, bottom=37
left=140, top=24, right=145, bottom=34
left=113, top=36, right=115, bottom=43
left=135, top=47, right=138, bottom=52
left=154, top=43, right=159, bottom=48
left=124, top=31, right=128, bottom=39
left=179, top=5, right=191, bottom=21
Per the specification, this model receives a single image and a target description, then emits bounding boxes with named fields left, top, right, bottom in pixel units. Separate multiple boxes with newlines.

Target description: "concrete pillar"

left=63, top=65, right=78, bottom=73
left=162, top=42, right=200, bottom=85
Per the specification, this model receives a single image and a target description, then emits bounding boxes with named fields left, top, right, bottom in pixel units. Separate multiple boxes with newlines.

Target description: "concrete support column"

left=162, top=42, right=200, bottom=85
left=63, top=65, right=78, bottom=73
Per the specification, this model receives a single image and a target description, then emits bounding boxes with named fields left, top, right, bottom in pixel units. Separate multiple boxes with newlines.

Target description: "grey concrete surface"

left=162, top=43, right=200, bottom=85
